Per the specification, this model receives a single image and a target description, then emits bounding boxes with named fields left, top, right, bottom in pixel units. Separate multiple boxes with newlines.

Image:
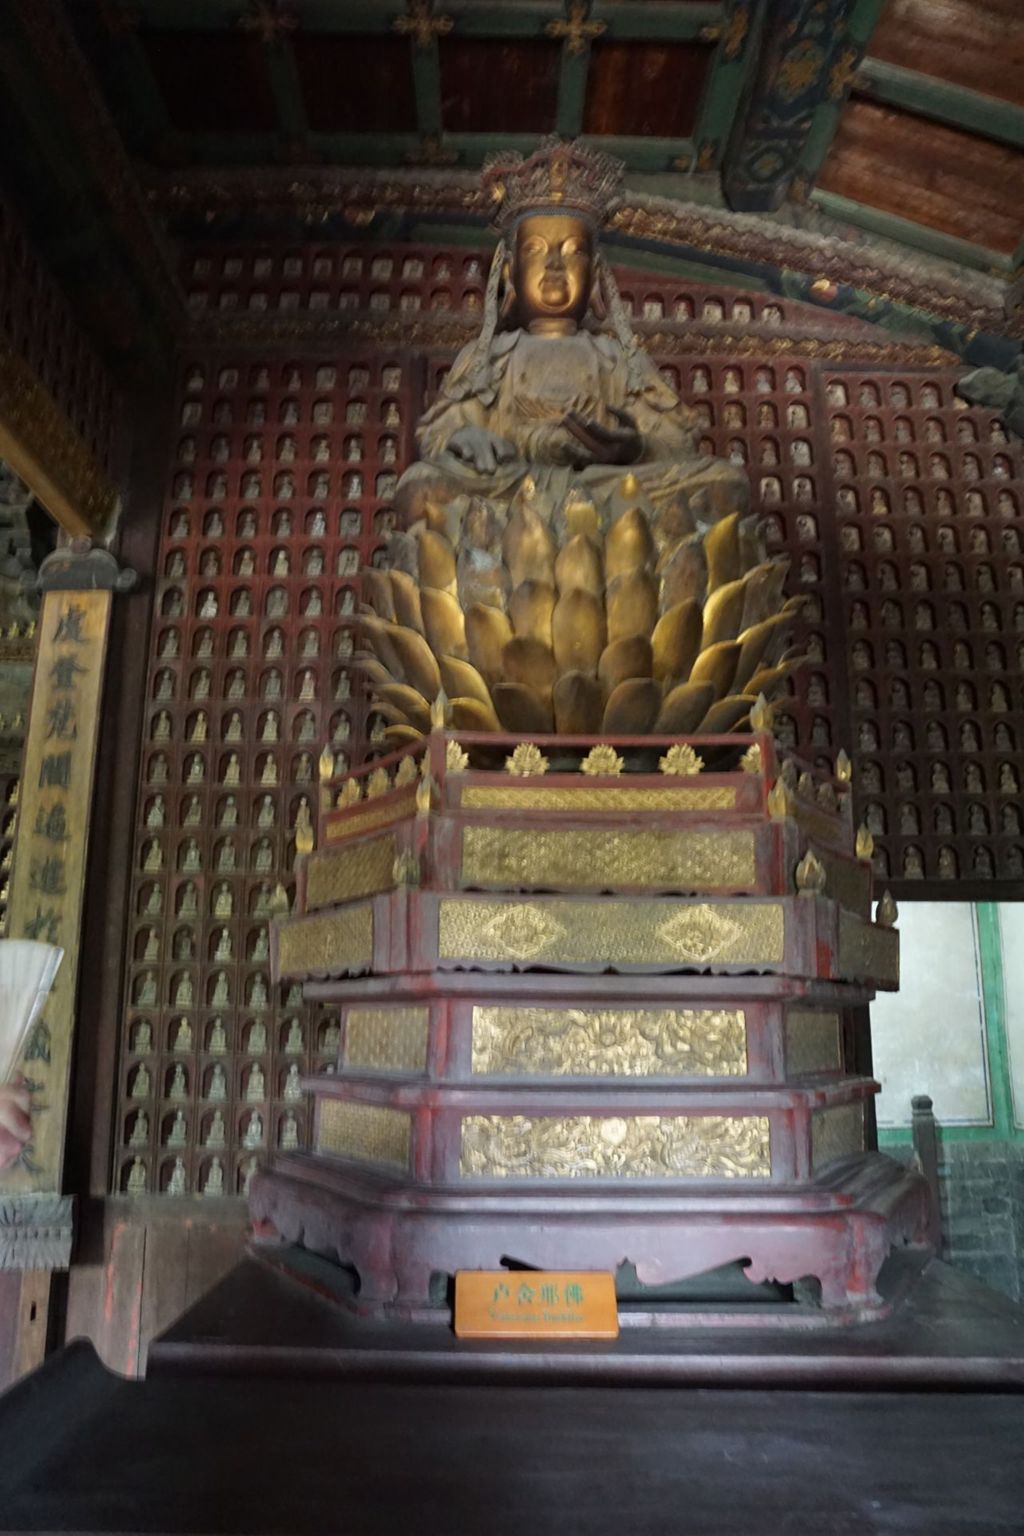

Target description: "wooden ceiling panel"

left=584, top=41, right=711, bottom=138
left=292, top=35, right=417, bottom=135
left=818, top=96, right=1024, bottom=254
left=439, top=39, right=561, bottom=135
left=868, top=0, right=1024, bottom=108
left=139, top=31, right=278, bottom=135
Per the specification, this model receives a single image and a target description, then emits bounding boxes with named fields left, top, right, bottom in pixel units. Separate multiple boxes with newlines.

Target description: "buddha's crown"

left=482, top=136, right=624, bottom=231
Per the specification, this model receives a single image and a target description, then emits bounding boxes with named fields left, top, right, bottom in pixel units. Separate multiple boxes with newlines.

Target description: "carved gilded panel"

left=317, top=1098, right=411, bottom=1170
left=306, top=833, right=397, bottom=909
left=324, top=788, right=417, bottom=843
left=811, top=1102, right=865, bottom=1173
left=345, top=1005, right=429, bottom=1073
left=438, top=898, right=785, bottom=968
left=785, top=1010, right=842, bottom=1077
left=460, top=1114, right=771, bottom=1179
left=460, top=785, right=735, bottom=813
left=837, top=913, right=899, bottom=986
left=277, top=904, right=373, bottom=977
left=471, top=1006, right=747, bottom=1077
left=461, top=826, right=756, bottom=891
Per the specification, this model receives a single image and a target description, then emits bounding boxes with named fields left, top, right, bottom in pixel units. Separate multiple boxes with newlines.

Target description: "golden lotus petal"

left=388, top=623, right=443, bottom=702
left=383, top=724, right=422, bottom=748
left=450, top=695, right=502, bottom=731
left=417, top=528, right=458, bottom=593
left=654, top=681, right=715, bottom=734
left=552, top=589, right=606, bottom=675
left=388, top=569, right=425, bottom=634
left=375, top=684, right=432, bottom=732
left=732, top=613, right=792, bottom=692
left=361, top=567, right=395, bottom=622
left=740, top=560, right=789, bottom=631
left=602, top=677, right=662, bottom=734
left=651, top=600, right=702, bottom=684
left=421, top=586, right=468, bottom=661
left=743, top=663, right=792, bottom=700
left=351, top=654, right=396, bottom=690
left=689, top=638, right=740, bottom=699
left=698, top=694, right=756, bottom=734
left=563, top=496, right=601, bottom=540
left=605, top=507, right=656, bottom=579
left=606, top=569, right=658, bottom=645
left=555, top=533, right=604, bottom=596
left=503, top=636, right=558, bottom=702
left=466, top=602, right=514, bottom=686
left=509, top=579, right=556, bottom=646
left=356, top=614, right=408, bottom=684
left=439, top=654, right=493, bottom=708
left=553, top=671, right=604, bottom=734
left=657, top=534, right=707, bottom=610
left=702, top=576, right=749, bottom=649
left=598, top=635, right=653, bottom=692
left=492, top=681, right=553, bottom=734
left=704, top=511, right=741, bottom=594
left=504, top=502, right=557, bottom=589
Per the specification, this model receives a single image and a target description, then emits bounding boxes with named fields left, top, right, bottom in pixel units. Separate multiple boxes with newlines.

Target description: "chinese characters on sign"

left=454, top=1271, right=619, bottom=1339
left=1, top=590, right=110, bottom=1193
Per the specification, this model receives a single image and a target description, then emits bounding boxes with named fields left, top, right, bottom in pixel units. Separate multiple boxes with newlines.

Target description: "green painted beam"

left=168, top=126, right=705, bottom=174
left=795, top=0, right=888, bottom=183
left=855, top=58, right=1024, bottom=152
left=693, top=0, right=765, bottom=166
left=409, top=37, right=443, bottom=139
left=126, top=0, right=725, bottom=41
left=264, top=38, right=310, bottom=145
left=554, top=23, right=590, bottom=140
left=810, top=186, right=1013, bottom=276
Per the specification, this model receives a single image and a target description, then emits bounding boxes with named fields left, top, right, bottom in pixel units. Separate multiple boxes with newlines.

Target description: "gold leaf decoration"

left=446, top=740, right=470, bottom=774
left=430, top=689, right=449, bottom=730
left=795, top=847, right=826, bottom=895
left=835, top=748, right=853, bottom=783
left=415, top=773, right=433, bottom=817
left=766, top=778, right=789, bottom=818
left=877, top=889, right=898, bottom=928
left=749, top=693, right=773, bottom=732
left=855, top=822, right=875, bottom=860
left=580, top=743, right=624, bottom=777
left=460, top=1113, right=770, bottom=1179
left=739, top=742, right=762, bottom=775
left=366, top=767, right=392, bottom=799
left=336, top=777, right=362, bottom=808
left=659, top=742, right=704, bottom=777
left=318, top=746, right=335, bottom=783
left=505, top=742, right=549, bottom=777
left=394, top=754, right=419, bottom=787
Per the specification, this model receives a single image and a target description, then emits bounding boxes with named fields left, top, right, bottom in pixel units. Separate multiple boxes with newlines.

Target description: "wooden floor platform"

left=146, top=1248, right=1024, bottom=1389
left=2, top=1254, right=1024, bottom=1533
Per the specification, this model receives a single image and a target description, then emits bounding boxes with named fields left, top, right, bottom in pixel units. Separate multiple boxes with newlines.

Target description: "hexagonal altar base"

left=258, top=731, right=932, bottom=1322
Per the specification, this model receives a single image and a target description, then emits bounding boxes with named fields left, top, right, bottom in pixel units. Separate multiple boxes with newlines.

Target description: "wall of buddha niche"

left=116, top=239, right=1024, bottom=1197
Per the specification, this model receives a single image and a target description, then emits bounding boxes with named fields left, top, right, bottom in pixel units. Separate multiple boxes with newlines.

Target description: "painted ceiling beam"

left=722, top=0, right=885, bottom=213
left=856, top=58, right=1024, bottom=153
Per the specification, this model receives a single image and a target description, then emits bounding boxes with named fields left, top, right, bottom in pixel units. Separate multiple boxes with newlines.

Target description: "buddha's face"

left=512, top=212, right=593, bottom=334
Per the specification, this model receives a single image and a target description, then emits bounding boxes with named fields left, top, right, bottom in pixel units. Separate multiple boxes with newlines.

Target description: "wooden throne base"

left=250, top=1149, right=931, bottom=1323
left=265, top=729, right=927, bottom=1330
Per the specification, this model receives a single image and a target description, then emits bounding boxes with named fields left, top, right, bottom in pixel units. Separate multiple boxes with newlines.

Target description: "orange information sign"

left=454, top=1270, right=619, bottom=1339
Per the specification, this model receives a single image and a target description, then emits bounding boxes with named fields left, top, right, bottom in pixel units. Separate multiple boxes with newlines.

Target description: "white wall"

left=870, top=902, right=990, bottom=1128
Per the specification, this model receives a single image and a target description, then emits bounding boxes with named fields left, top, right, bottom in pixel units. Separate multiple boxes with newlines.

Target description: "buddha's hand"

left=0, top=1077, right=31, bottom=1172
left=564, top=407, right=643, bottom=465
left=446, top=426, right=518, bottom=475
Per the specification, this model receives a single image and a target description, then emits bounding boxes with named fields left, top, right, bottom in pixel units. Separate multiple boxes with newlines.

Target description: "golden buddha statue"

left=360, top=140, right=798, bottom=739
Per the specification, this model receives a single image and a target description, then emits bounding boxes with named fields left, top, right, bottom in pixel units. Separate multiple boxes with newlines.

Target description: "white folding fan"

left=0, top=940, right=63, bottom=1081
